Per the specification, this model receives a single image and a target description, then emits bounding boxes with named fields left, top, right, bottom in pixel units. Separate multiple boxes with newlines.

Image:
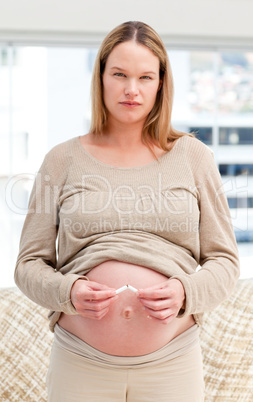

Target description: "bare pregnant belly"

left=58, top=261, right=195, bottom=356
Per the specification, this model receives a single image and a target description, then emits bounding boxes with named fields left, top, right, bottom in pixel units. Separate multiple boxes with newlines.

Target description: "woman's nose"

left=124, top=79, right=139, bottom=97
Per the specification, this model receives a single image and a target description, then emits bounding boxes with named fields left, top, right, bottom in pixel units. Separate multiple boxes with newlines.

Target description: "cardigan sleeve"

left=171, top=145, right=240, bottom=316
left=14, top=146, right=87, bottom=313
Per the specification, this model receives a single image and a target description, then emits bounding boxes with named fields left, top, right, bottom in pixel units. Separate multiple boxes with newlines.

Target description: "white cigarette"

left=127, top=285, right=138, bottom=293
left=116, top=285, right=128, bottom=294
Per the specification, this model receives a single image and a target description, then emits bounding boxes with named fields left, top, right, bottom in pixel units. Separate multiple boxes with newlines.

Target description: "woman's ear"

left=158, top=80, right=163, bottom=91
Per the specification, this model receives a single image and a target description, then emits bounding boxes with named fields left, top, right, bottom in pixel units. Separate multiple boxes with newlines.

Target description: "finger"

left=73, top=293, right=118, bottom=312
left=79, top=307, right=110, bottom=320
left=87, top=281, right=117, bottom=291
left=85, top=289, right=117, bottom=301
left=139, top=298, right=170, bottom=311
left=137, top=287, right=173, bottom=300
left=85, top=296, right=118, bottom=311
left=144, top=306, right=175, bottom=322
left=138, top=281, right=168, bottom=292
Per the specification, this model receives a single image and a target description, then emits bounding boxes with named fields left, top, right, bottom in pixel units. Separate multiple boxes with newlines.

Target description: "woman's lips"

left=119, top=101, right=141, bottom=107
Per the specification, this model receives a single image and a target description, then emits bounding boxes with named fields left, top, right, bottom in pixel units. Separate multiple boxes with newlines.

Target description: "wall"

left=0, top=0, right=253, bottom=47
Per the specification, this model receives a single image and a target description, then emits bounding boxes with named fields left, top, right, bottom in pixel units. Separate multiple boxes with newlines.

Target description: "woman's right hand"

left=70, top=279, right=118, bottom=320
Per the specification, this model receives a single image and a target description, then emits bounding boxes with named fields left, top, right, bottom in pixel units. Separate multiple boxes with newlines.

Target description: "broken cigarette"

left=115, top=285, right=128, bottom=294
left=127, top=284, right=138, bottom=293
left=115, top=284, right=138, bottom=294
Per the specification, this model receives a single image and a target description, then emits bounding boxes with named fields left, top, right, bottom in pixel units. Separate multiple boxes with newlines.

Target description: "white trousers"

left=47, top=324, right=205, bottom=401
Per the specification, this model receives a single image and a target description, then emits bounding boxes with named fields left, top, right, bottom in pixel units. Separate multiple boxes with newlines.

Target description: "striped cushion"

left=200, top=279, right=253, bottom=401
left=0, top=287, right=53, bottom=401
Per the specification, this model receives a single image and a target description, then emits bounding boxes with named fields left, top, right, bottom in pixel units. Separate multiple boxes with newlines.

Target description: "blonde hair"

left=90, top=21, right=189, bottom=151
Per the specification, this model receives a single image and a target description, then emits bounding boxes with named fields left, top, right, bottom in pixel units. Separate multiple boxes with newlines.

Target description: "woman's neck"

left=102, top=121, right=144, bottom=150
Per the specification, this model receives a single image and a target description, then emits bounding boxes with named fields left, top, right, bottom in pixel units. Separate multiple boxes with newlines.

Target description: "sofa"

left=0, top=279, right=252, bottom=402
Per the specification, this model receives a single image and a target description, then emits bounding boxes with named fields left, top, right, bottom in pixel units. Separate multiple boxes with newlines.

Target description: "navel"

left=121, top=306, right=134, bottom=319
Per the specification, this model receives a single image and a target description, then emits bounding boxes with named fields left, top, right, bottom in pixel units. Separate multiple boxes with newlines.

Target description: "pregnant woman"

left=15, top=21, right=240, bottom=401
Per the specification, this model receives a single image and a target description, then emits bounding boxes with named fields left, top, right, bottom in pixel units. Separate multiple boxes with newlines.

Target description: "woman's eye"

left=114, top=72, right=125, bottom=77
left=141, top=76, right=151, bottom=80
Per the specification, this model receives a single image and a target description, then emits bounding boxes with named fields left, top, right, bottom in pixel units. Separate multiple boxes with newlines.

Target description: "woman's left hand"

left=136, top=279, right=185, bottom=324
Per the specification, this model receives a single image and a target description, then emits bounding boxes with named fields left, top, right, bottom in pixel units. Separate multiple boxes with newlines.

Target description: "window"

left=227, top=197, right=253, bottom=209
left=188, top=52, right=216, bottom=116
left=218, top=52, right=253, bottom=114
left=1, top=46, right=94, bottom=287
left=189, top=127, right=213, bottom=145
left=219, top=164, right=253, bottom=176
left=219, top=127, right=253, bottom=145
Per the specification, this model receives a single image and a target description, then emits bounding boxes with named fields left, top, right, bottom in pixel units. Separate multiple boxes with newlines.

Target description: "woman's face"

left=102, top=41, right=161, bottom=129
